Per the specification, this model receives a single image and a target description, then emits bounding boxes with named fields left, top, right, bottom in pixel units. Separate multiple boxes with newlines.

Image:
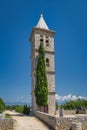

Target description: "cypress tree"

left=35, top=43, right=48, bottom=107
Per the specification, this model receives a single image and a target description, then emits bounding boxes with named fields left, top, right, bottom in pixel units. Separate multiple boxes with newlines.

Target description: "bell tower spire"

left=36, top=14, right=49, bottom=30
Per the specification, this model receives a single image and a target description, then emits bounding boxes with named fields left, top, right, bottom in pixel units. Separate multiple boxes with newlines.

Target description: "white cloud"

left=55, top=94, right=87, bottom=103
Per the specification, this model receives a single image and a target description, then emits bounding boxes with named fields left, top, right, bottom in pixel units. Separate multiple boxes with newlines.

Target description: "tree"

left=61, top=99, right=87, bottom=110
left=0, top=98, right=6, bottom=113
left=23, top=105, right=30, bottom=115
left=35, top=43, right=48, bottom=107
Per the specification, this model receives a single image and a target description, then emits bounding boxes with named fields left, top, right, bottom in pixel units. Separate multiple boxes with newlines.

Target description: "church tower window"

left=40, top=35, right=43, bottom=43
left=45, top=36, right=49, bottom=47
left=46, top=58, right=50, bottom=67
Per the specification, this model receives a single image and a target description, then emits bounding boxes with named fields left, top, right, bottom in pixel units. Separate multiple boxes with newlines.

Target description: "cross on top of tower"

left=36, top=14, right=49, bottom=30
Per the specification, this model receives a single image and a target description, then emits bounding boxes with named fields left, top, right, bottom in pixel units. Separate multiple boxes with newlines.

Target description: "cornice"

left=48, top=92, right=56, bottom=95
left=30, top=27, right=55, bottom=42
left=35, top=48, right=55, bottom=54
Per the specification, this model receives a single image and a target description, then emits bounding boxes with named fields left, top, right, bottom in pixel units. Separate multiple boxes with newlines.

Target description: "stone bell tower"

left=30, top=14, right=56, bottom=115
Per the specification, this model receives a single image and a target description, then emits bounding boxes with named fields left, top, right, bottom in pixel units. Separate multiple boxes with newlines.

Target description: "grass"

left=5, top=113, right=11, bottom=118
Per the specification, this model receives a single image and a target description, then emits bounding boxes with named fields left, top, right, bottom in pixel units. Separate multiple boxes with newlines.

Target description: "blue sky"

left=0, top=0, right=87, bottom=104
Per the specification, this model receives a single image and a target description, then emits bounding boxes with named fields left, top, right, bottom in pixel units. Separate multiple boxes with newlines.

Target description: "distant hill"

left=5, top=102, right=31, bottom=106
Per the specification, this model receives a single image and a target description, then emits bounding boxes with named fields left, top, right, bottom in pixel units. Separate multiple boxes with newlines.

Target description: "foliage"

left=61, top=99, right=87, bottom=110
left=15, top=105, right=24, bottom=113
left=6, top=105, right=16, bottom=111
left=6, top=105, right=31, bottom=115
left=23, top=105, right=30, bottom=115
left=5, top=113, right=11, bottom=118
left=35, top=43, right=48, bottom=106
left=0, top=98, right=6, bottom=113
left=56, top=102, right=60, bottom=110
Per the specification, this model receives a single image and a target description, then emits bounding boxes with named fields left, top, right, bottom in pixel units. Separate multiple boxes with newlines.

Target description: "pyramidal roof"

left=36, top=14, right=49, bottom=30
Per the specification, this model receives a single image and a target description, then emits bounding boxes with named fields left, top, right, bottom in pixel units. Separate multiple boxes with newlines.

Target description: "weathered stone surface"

left=56, top=110, right=76, bottom=115
left=59, top=109, right=64, bottom=117
left=72, top=122, right=82, bottom=130
left=55, top=117, right=87, bottom=130
left=36, top=111, right=56, bottom=130
left=56, top=109, right=87, bottom=116
left=0, top=119, right=15, bottom=130
left=36, top=111, right=87, bottom=130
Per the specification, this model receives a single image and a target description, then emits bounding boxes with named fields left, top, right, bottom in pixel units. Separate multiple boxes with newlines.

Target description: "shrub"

left=5, top=114, right=11, bottom=118
left=15, top=105, right=24, bottom=113
left=61, top=99, right=87, bottom=110
left=23, top=105, right=30, bottom=115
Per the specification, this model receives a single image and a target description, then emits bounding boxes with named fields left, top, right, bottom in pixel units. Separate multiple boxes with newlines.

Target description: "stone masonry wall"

left=36, top=111, right=87, bottom=130
left=35, top=31, right=54, bottom=52
left=36, top=111, right=56, bottom=130
left=56, top=116, right=87, bottom=130
left=47, top=74, right=55, bottom=92
left=56, top=110, right=76, bottom=115
left=56, top=110, right=87, bottom=115
left=0, top=119, right=15, bottom=130
left=48, top=94, right=56, bottom=115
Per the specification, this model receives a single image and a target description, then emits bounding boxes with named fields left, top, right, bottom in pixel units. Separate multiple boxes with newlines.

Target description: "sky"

left=0, top=0, right=87, bottom=104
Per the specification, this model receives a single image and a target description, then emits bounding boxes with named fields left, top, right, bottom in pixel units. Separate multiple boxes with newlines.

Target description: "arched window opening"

left=40, top=35, right=43, bottom=38
left=46, top=40, right=49, bottom=46
left=46, top=58, right=50, bottom=67
left=45, top=36, right=49, bottom=47
left=40, top=39, right=43, bottom=42
left=40, top=35, right=43, bottom=43
left=46, top=36, right=49, bottom=39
